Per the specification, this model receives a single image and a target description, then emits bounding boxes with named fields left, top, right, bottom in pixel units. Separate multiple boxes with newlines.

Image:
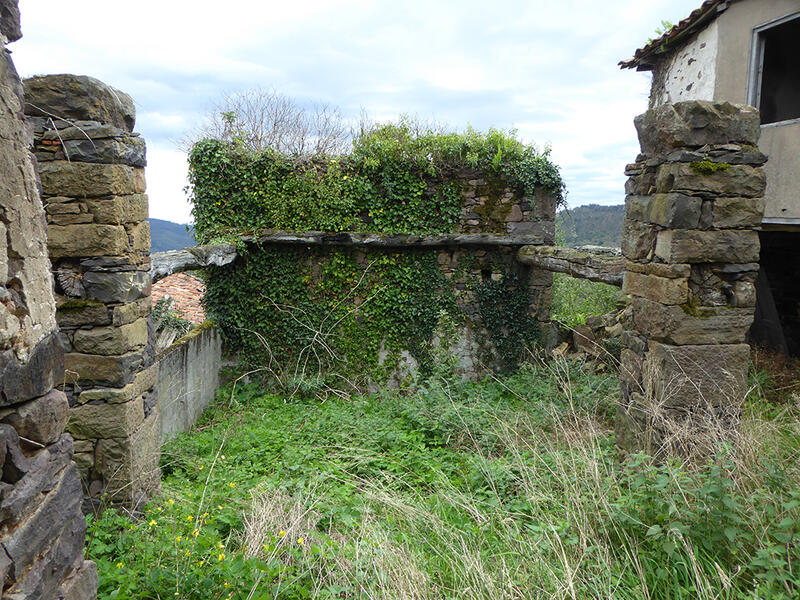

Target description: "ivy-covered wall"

left=190, top=124, right=561, bottom=386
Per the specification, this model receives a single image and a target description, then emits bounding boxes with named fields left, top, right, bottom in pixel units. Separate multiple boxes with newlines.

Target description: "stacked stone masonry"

left=24, top=73, right=160, bottom=509
left=0, top=2, right=98, bottom=597
left=617, top=101, right=766, bottom=455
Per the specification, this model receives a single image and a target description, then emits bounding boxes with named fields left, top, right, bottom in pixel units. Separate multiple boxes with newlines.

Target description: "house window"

left=751, top=14, right=800, bottom=125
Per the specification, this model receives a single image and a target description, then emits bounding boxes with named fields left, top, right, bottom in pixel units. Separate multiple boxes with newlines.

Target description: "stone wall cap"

left=23, top=74, right=135, bottom=131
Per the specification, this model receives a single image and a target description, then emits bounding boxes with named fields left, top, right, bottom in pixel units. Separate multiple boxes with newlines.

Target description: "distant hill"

left=149, top=218, right=195, bottom=252
left=557, top=204, right=624, bottom=248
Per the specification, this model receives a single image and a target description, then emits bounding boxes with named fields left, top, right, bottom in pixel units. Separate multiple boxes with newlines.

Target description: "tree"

left=187, top=88, right=350, bottom=155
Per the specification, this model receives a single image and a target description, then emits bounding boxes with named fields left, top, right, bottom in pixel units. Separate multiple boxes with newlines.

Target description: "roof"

left=620, top=1, right=729, bottom=70
left=152, top=272, right=207, bottom=325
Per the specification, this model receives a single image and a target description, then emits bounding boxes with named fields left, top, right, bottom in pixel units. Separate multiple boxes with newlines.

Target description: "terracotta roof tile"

left=152, top=272, right=207, bottom=325
left=620, top=0, right=727, bottom=70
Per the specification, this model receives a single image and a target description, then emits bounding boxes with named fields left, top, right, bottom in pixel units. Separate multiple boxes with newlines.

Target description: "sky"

left=11, top=0, right=703, bottom=224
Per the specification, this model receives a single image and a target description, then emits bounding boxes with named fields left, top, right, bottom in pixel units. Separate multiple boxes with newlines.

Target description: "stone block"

left=24, top=74, right=135, bottom=131
left=58, top=560, right=98, bottom=600
left=655, top=229, right=760, bottom=264
left=94, top=408, right=160, bottom=502
left=72, top=318, right=148, bottom=355
left=620, top=348, right=642, bottom=386
left=64, top=351, right=144, bottom=387
left=626, top=193, right=702, bottom=229
left=643, top=341, right=749, bottom=409
left=633, top=297, right=754, bottom=345
left=56, top=299, right=111, bottom=328
left=67, top=396, right=144, bottom=439
left=86, top=193, right=148, bottom=225
left=0, top=333, right=64, bottom=406
left=112, top=296, right=152, bottom=326
left=38, top=162, right=137, bottom=197
left=635, top=101, right=760, bottom=155
left=0, top=0, right=22, bottom=42
left=78, top=364, right=157, bottom=405
left=655, top=162, right=766, bottom=198
left=134, top=168, right=146, bottom=193
left=43, top=122, right=124, bottom=141
left=712, top=196, right=766, bottom=228
left=0, top=389, right=69, bottom=445
left=60, top=136, right=146, bottom=167
left=623, top=271, right=688, bottom=305
left=83, top=271, right=150, bottom=304
left=625, top=171, right=656, bottom=196
left=620, top=219, right=656, bottom=261
left=47, top=223, right=128, bottom=258
left=128, top=221, right=150, bottom=252
left=625, top=261, right=690, bottom=279
left=2, top=462, right=84, bottom=595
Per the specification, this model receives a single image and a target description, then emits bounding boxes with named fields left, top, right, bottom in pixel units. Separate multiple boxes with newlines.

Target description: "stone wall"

left=617, top=100, right=766, bottom=455
left=0, top=2, right=98, bottom=597
left=24, top=74, right=160, bottom=508
left=158, top=324, right=222, bottom=442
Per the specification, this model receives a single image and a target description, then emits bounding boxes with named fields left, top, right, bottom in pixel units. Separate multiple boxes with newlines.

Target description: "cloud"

left=13, top=0, right=703, bottom=222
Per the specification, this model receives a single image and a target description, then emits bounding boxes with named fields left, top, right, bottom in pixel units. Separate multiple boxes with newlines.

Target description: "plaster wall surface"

left=157, top=325, right=222, bottom=441
left=714, top=0, right=800, bottom=225
left=652, top=20, right=718, bottom=107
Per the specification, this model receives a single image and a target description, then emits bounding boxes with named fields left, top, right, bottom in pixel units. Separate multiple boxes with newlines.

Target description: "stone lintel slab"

left=655, top=229, right=760, bottom=264
left=623, top=270, right=688, bottom=305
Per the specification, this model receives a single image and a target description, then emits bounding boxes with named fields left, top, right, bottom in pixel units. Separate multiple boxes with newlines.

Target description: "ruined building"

left=621, top=0, right=800, bottom=354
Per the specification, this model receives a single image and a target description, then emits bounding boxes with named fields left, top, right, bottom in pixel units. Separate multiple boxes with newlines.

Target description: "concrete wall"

left=649, top=0, right=800, bottom=224
left=157, top=324, right=222, bottom=441
left=0, top=2, right=97, bottom=596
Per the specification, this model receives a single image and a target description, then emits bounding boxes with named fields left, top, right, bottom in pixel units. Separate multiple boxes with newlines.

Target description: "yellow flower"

left=298, top=537, right=304, bottom=546
left=186, top=515, right=194, bottom=522
left=175, top=536, right=182, bottom=543
left=184, top=549, right=191, bottom=557
left=202, top=512, right=209, bottom=518
left=217, top=542, right=224, bottom=549
left=217, top=553, right=225, bottom=562
left=263, top=544, right=269, bottom=552
left=148, top=520, right=157, bottom=527
left=116, top=562, right=123, bottom=569
left=168, top=499, right=175, bottom=506
left=228, top=482, right=236, bottom=488
left=278, top=530, right=286, bottom=537
left=199, top=465, right=204, bottom=470
left=224, top=583, right=230, bottom=589
left=192, top=529, right=199, bottom=537
left=217, top=505, right=223, bottom=510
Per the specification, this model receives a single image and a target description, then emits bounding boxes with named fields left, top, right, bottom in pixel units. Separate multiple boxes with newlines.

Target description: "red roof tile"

left=152, top=272, right=207, bottom=325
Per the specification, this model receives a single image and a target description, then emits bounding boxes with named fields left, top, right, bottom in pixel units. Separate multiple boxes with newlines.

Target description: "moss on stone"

left=57, top=298, right=105, bottom=312
left=690, top=160, right=731, bottom=176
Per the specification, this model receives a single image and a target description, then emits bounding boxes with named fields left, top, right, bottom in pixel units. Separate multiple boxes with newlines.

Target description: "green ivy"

left=189, top=122, right=565, bottom=242
left=192, top=122, right=559, bottom=384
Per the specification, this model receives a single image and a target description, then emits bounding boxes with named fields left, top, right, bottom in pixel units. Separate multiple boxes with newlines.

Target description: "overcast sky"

left=12, top=0, right=702, bottom=224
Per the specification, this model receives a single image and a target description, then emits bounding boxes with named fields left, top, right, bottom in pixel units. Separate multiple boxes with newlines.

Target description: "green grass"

left=88, top=361, right=800, bottom=599
left=551, top=274, right=619, bottom=327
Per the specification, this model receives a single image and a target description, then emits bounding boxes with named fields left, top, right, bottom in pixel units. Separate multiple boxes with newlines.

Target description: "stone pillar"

left=0, top=3, right=98, bottom=596
left=24, top=74, right=160, bottom=508
left=617, top=101, right=765, bottom=456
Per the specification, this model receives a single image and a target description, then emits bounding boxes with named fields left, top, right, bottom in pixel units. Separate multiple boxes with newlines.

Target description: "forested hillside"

left=149, top=218, right=195, bottom=252
left=557, top=203, right=623, bottom=247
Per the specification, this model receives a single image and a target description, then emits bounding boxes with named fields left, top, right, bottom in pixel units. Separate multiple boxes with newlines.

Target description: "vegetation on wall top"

left=188, top=120, right=565, bottom=242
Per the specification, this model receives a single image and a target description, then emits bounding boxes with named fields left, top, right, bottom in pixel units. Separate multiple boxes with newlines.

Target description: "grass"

left=87, top=357, right=800, bottom=600
left=551, top=274, right=619, bottom=327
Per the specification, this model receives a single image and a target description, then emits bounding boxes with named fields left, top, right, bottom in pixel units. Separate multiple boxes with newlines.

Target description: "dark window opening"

left=751, top=232, right=800, bottom=356
left=758, top=16, right=800, bottom=125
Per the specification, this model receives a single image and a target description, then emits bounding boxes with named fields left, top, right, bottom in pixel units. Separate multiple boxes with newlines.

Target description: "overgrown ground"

left=88, top=357, right=800, bottom=600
